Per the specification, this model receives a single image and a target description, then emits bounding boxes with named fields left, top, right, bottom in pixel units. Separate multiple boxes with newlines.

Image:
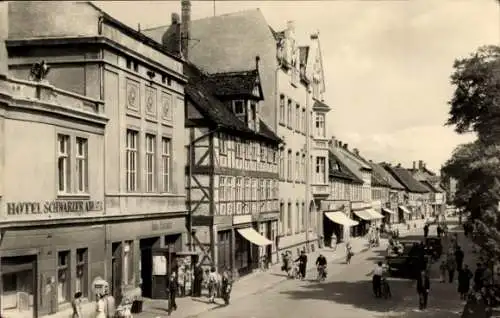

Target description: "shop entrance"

left=1, top=255, right=37, bottom=318
left=323, top=216, right=343, bottom=246
left=140, top=237, right=161, bottom=299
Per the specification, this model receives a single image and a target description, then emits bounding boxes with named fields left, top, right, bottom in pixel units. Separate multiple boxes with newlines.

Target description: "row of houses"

left=0, top=1, right=446, bottom=317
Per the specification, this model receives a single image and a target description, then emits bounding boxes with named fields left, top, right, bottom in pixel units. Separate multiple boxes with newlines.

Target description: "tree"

left=446, top=45, right=500, bottom=143
left=442, top=45, right=500, bottom=261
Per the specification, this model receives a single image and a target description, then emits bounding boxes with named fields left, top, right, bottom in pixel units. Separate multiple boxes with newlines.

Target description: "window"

left=75, top=248, right=88, bottom=296
left=295, top=104, right=300, bottom=130
left=315, top=113, right=326, bottom=137
left=279, top=94, right=285, bottom=124
left=233, top=100, right=245, bottom=115
left=244, top=178, right=250, bottom=201
left=295, top=152, right=300, bottom=181
left=301, top=108, right=306, bottom=133
left=219, top=133, right=227, bottom=154
left=260, top=143, right=266, bottom=162
left=227, top=177, right=233, bottom=202
left=287, top=99, right=292, bottom=126
left=236, top=178, right=242, bottom=201
left=162, top=138, right=171, bottom=192
left=313, top=81, right=320, bottom=100
left=126, top=130, right=138, bottom=192
left=219, top=177, right=225, bottom=201
left=235, top=139, right=243, bottom=158
left=296, top=202, right=300, bottom=233
left=57, top=251, right=70, bottom=304
left=287, top=202, right=292, bottom=234
left=301, top=154, right=306, bottom=182
left=126, top=59, right=132, bottom=69
left=266, top=180, right=271, bottom=200
left=123, top=241, right=134, bottom=285
left=316, top=157, right=326, bottom=184
left=251, top=179, right=257, bottom=200
left=287, top=149, right=292, bottom=180
left=250, top=101, right=257, bottom=122
left=257, top=179, right=263, bottom=201
left=133, top=61, right=139, bottom=72
left=279, top=149, right=285, bottom=178
left=145, top=134, right=156, bottom=192
left=302, top=202, right=306, bottom=231
left=75, top=137, right=88, bottom=193
left=57, top=134, right=70, bottom=193
left=279, top=202, right=285, bottom=235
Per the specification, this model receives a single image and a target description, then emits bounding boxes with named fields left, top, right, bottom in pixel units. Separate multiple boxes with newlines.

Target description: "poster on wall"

left=152, top=255, right=167, bottom=276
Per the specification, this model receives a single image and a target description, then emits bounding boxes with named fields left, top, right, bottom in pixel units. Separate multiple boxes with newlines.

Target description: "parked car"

left=424, top=236, right=443, bottom=260
left=386, top=240, right=429, bottom=279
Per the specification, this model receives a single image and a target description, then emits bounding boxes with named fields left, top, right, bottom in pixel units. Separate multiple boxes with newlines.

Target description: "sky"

left=94, top=0, right=499, bottom=173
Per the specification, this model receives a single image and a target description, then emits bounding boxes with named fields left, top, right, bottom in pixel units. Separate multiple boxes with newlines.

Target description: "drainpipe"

left=188, top=126, right=220, bottom=251
left=305, top=86, right=311, bottom=252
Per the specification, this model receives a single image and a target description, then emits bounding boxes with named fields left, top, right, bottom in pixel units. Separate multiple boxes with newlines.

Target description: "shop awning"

left=353, top=209, right=373, bottom=220
left=399, top=206, right=411, bottom=214
left=368, top=209, right=384, bottom=219
left=382, top=208, right=396, bottom=215
left=325, top=212, right=359, bottom=227
left=237, top=228, right=273, bottom=246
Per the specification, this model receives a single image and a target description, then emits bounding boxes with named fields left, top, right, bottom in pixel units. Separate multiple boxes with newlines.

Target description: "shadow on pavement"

left=279, top=277, right=463, bottom=317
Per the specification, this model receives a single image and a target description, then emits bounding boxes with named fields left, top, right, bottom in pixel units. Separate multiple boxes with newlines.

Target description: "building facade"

left=183, top=57, right=281, bottom=276
left=144, top=6, right=329, bottom=256
left=5, top=2, right=188, bottom=315
left=409, top=160, right=446, bottom=217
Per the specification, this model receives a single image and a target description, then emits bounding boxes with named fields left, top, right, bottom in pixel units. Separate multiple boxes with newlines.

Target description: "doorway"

left=1, top=255, right=37, bottom=318
left=140, top=237, right=160, bottom=298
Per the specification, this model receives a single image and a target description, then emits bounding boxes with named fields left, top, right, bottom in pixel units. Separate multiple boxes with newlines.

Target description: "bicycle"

left=346, top=250, right=353, bottom=264
left=381, top=277, right=392, bottom=299
left=317, top=265, right=327, bottom=282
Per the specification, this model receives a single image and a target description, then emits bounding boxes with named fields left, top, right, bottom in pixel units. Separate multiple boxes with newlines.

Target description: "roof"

left=367, top=162, right=392, bottom=188
left=204, top=70, right=262, bottom=98
left=184, top=62, right=280, bottom=143
left=269, top=26, right=285, bottom=41
left=371, top=162, right=405, bottom=190
left=330, top=146, right=370, bottom=182
left=420, top=180, right=441, bottom=193
left=329, top=151, right=363, bottom=184
left=382, top=164, right=429, bottom=193
left=312, top=99, right=331, bottom=111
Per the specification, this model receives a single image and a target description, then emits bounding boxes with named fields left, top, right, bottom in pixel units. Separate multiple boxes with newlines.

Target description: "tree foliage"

left=442, top=45, right=500, bottom=260
left=447, top=45, right=500, bottom=143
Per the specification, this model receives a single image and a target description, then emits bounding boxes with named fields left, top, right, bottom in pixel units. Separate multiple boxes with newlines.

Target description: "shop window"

left=57, top=251, right=70, bottom=304
left=75, top=248, right=88, bottom=297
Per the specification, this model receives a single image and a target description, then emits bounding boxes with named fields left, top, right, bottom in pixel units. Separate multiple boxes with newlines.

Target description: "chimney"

left=343, top=143, right=348, bottom=150
left=287, top=20, right=295, bottom=33
left=397, top=163, right=402, bottom=168
left=255, top=55, right=260, bottom=70
left=418, top=160, right=424, bottom=170
left=165, top=13, right=182, bottom=56
left=0, top=1, right=8, bottom=76
left=353, top=148, right=359, bottom=156
left=181, top=0, right=191, bottom=59
left=413, top=161, right=416, bottom=170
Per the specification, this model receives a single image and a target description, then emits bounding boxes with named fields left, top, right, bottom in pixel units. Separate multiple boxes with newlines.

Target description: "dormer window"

left=250, top=101, right=257, bottom=121
left=233, top=100, right=245, bottom=115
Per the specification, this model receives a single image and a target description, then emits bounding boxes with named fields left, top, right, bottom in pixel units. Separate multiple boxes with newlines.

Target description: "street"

left=190, top=225, right=468, bottom=318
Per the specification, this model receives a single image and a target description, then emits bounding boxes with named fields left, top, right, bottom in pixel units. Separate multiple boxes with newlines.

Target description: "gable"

left=308, top=33, right=326, bottom=93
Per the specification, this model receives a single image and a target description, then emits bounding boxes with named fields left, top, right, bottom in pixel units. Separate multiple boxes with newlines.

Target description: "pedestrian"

left=193, top=264, right=203, bottom=297
left=458, top=265, right=473, bottom=300
left=103, top=290, right=116, bottom=318
left=372, top=261, right=384, bottom=297
left=423, top=224, right=429, bottom=238
left=167, top=271, right=178, bottom=314
left=455, top=246, right=465, bottom=271
left=207, top=267, right=218, bottom=303
left=416, top=269, right=430, bottom=311
left=282, top=251, right=291, bottom=276
left=447, top=253, right=457, bottom=283
left=474, top=263, right=485, bottom=291
left=71, top=292, right=83, bottom=318
left=331, top=233, right=338, bottom=250
left=178, top=266, right=185, bottom=297
left=95, top=293, right=106, bottom=318
left=294, top=250, right=308, bottom=280
left=437, top=225, right=442, bottom=237
left=439, top=260, right=447, bottom=283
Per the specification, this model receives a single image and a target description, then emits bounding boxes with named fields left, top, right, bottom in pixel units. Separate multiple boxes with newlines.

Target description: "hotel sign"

left=6, top=200, right=103, bottom=215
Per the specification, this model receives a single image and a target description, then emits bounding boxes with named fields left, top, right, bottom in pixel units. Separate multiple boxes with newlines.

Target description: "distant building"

left=408, top=160, right=446, bottom=215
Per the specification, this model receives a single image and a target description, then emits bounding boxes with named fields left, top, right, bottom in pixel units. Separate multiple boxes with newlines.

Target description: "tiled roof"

left=312, top=99, right=331, bottom=111
left=330, top=147, right=369, bottom=182
left=184, top=62, right=280, bottom=142
left=420, top=180, right=441, bottom=193
left=204, top=70, right=261, bottom=98
left=367, top=162, right=392, bottom=188
left=382, top=164, right=429, bottom=193
left=371, top=162, right=405, bottom=190
left=329, top=151, right=363, bottom=184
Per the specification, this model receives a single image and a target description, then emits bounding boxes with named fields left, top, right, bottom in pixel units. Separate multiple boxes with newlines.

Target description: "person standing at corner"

left=416, top=269, right=430, bottom=311
left=295, top=250, right=308, bottom=280
left=167, top=271, right=178, bottom=315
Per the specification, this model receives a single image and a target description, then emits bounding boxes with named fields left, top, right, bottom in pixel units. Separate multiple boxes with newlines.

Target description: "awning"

left=399, top=206, right=411, bottom=214
left=237, top=228, right=273, bottom=246
left=368, top=209, right=384, bottom=219
left=353, top=209, right=373, bottom=220
left=382, top=208, right=396, bottom=215
left=325, top=212, right=359, bottom=227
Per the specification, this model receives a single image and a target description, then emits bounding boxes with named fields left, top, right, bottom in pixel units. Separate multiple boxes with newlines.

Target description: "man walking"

left=167, top=271, right=178, bottom=315
left=295, top=250, right=308, bottom=280
left=372, top=261, right=384, bottom=297
left=423, top=223, right=429, bottom=238
left=416, top=269, right=430, bottom=311
left=455, top=246, right=465, bottom=271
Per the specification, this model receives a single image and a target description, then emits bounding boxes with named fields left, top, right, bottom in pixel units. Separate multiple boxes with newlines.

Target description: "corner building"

left=4, top=2, right=187, bottom=316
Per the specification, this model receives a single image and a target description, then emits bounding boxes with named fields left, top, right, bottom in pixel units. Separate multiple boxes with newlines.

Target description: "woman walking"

left=458, top=265, right=473, bottom=300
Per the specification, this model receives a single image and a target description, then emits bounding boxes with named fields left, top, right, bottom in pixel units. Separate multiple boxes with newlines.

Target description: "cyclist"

left=316, top=254, right=327, bottom=281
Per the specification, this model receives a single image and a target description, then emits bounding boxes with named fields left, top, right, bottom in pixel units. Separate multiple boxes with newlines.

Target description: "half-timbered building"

left=184, top=59, right=281, bottom=276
